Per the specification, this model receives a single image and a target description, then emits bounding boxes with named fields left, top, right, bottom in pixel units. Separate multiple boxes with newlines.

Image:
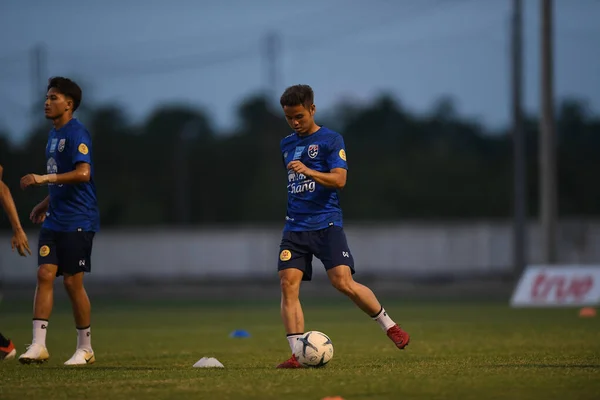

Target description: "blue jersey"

left=43, top=118, right=100, bottom=232
left=280, top=126, right=348, bottom=231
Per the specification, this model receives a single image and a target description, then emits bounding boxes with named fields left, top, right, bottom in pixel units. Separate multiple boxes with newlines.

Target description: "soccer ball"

left=293, top=331, right=334, bottom=367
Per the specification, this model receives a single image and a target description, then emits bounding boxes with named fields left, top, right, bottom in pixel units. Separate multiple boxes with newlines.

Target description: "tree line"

left=1, top=93, right=599, bottom=228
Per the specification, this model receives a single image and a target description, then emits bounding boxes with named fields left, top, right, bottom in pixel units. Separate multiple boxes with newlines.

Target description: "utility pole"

left=31, top=43, right=47, bottom=109
left=264, top=32, right=280, bottom=104
left=174, top=119, right=201, bottom=225
left=30, top=43, right=47, bottom=131
left=511, top=0, right=527, bottom=275
left=540, top=0, right=558, bottom=264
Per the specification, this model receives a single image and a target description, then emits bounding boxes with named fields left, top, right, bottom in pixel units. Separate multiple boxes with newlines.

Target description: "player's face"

left=44, top=88, right=71, bottom=120
left=283, top=104, right=315, bottom=135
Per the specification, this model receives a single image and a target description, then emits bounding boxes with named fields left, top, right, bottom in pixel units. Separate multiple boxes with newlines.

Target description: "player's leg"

left=327, top=265, right=380, bottom=314
left=277, top=268, right=307, bottom=368
left=320, top=226, right=410, bottom=350
left=19, top=229, right=56, bottom=364
left=61, top=231, right=95, bottom=365
left=0, top=331, right=16, bottom=360
left=279, top=268, right=305, bottom=342
left=276, top=231, right=312, bottom=368
left=62, top=271, right=94, bottom=365
left=327, top=265, right=410, bottom=349
left=18, top=263, right=55, bottom=363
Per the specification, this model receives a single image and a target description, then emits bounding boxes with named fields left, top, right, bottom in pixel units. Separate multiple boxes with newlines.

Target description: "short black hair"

left=280, top=84, right=314, bottom=109
left=47, top=76, right=82, bottom=112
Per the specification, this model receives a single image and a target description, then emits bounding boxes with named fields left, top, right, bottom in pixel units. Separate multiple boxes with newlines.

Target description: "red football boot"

left=276, top=354, right=305, bottom=369
left=0, top=339, right=16, bottom=360
left=386, top=324, right=410, bottom=349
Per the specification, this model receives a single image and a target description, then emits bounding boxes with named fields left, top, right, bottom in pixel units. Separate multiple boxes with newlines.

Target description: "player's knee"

left=63, top=276, right=83, bottom=293
left=280, top=276, right=301, bottom=298
left=37, top=266, right=55, bottom=284
left=330, top=276, right=354, bottom=295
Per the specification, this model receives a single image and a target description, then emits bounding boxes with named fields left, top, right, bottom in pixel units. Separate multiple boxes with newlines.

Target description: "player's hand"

left=287, top=161, right=313, bottom=177
left=30, top=203, right=48, bottom=224
left=11, top=228, right=32, bottom=257
left=20, top=174, right=48, bottom=189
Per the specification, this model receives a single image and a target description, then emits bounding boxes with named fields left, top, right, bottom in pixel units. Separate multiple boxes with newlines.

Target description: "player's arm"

left=20, top=162, right=90, bottom=189
left=37, top=195, right=50, bottom=208
left=21, top=129, right=93, bottom=190
left=287, top=161, right=346, bottom=189
left=0, top=165, right=21, bottom=230
left=29, top=195, right=50, bottom=224
left=0, top=181, right=24, bottom=232
left=0, top=177, right=32, bottom=256
left=310, top=168, right=347, bottom=189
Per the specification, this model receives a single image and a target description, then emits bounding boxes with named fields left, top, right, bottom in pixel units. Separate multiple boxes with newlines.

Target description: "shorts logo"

left=342, top=251, right=349, bottom=258
left=280, top=250, right=292, bottom=262
left=79, top=260, right=86, bottom=267
left=39, top=245, right=50, bottom=257
left=308, top=144, right=319, bottom=158
left=58, top=139, right=65, bottom=152
left=339, top=149, right=347, bottom=161
left=78, top=143, right=89, bottom=155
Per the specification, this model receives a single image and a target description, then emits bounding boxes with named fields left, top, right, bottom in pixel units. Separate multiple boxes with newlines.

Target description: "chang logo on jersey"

left=46, top=158, right=62, bottom=187
left=287, top=170, right=316, bottom=194
left=288, top=169, right=296, bottom=183
left=289, top=180, right=316, bottom=194
left=288, top=171, right=306, bottom=183
left=46, top=158, right=57, bottom=174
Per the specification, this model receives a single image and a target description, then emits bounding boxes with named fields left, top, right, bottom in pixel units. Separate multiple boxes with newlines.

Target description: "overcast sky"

left=1, top=0, right=599, bottom=143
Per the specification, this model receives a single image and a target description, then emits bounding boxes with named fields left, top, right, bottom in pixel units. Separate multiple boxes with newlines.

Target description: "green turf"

left=1, top=298, right=599, bottom=400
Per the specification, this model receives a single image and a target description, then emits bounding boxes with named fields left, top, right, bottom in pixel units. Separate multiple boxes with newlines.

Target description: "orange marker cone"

left=579, top=307, right=597, bottom=317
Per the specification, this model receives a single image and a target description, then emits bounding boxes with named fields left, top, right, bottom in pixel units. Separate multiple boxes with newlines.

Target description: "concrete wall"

left=1, top=220, right=599, bottom=282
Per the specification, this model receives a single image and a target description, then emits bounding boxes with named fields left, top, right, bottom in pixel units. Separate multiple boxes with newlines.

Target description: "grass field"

left=1, top=297, right=599, bottom=400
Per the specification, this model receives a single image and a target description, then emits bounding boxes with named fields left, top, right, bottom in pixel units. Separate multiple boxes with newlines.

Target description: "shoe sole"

left=64, top=355, right=95, bottom=366
left=1, top=349, right=17, bottom=360
left=397, top=336, right=410, bottom=350
left=18, top=357, right=49, bottom=365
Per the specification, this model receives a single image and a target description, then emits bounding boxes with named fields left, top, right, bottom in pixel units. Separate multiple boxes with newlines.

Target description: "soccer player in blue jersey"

left=0, top=163, right=32, bottom=360
left=276, top=85, right=410, bottom=368
left=18, top=77, right=99, bottom=365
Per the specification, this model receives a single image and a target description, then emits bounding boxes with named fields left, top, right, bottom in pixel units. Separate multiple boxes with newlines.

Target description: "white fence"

left=1, top=220, right=599, bottom=282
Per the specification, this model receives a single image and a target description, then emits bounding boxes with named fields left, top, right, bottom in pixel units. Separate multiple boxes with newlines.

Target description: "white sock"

left=372, top=307, right=396, bottom=331
left=77, top=326, right=92, bottom=351
left=32, top=319, right=48, bottom=347
left=286, top=333, right=303, bottom=353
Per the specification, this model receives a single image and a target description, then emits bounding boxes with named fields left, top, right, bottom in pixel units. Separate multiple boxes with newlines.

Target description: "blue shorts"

left=277, top=225, right=355, bottom=281
left=38, top=228, right=95, bottom=277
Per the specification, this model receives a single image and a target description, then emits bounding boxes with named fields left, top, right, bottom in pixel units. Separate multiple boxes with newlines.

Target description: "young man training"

left=275, top=84, right=410, bottom=368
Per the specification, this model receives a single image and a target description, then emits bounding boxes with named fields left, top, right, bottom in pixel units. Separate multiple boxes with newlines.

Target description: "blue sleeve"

left=280, top=140, right=287, bottom=169
left=71, top=129, right=92, bottom=166
left=327, top=134, right=348, bottom=170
